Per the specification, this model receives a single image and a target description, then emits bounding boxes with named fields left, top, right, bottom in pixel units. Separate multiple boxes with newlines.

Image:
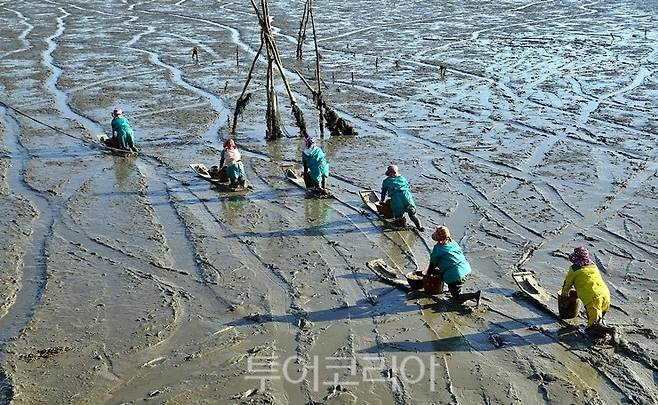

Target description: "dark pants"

left=448, top=279, right=466, bottom=298
left=447, top=276, right=480, bottom=304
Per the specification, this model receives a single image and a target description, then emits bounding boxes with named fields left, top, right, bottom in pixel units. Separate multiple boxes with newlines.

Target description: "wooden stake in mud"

left=265, top=41, right=282, bottom=140
left=309, top=0, right=324, bottom=137
left=250, top=0, right=309, bottom=138
left=236, top=45, right=240, bottom=68
left=296, top=0, right=310, bottom=60
left=231, top=39, right=263, bottom=134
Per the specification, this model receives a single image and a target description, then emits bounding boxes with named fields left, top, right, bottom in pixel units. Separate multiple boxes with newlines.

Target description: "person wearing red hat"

left=424, top=226, right=481, bottom=305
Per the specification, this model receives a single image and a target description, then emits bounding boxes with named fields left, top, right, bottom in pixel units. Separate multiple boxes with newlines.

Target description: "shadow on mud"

left=0, top=367, right=13, bottom=405
left=363, top=313, right=559, bottom=353
left=227, top=215, right=377, bottom=238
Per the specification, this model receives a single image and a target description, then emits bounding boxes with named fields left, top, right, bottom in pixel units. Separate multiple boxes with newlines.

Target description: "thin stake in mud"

left=231, top=38, right=263, bottom=134
left=308, top=0, right=324, bottom=137
left=296, top=0, right=310, bottom=60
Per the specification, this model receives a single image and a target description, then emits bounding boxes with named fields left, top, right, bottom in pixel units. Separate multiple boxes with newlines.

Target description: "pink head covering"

left=385, top=165, right=399, bottom=177
left=305, top=137, right=317, bottom=149
left=569, top=246, right=593, bottom=267
left=112, top=108, right=123, bottom=117
left=223, top=139, right=236, bottom=149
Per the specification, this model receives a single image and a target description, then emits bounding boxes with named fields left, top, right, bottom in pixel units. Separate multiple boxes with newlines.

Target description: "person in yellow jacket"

left=561, top=246, right=615, bottom=338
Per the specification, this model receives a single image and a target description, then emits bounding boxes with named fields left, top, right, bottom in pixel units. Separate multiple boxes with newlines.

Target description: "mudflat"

left=0, top=0, right=657, bottom=403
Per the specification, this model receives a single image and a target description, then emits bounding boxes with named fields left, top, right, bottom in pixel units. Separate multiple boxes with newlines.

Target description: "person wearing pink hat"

left=302, top=137, right=329, bottom=191
left=110, top=108, right=137, bottom=152
left=561, top=246, right=615, bottom=339
left=220, top=138, right=246, bottom=189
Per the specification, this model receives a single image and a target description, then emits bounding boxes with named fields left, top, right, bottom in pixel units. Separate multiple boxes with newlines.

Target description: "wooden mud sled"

left=281, top=164, right=333, bottom=198
left=190, top=163, right=252, bottom=193
left=366, top=259, right=444, bottom=295
left=358, top=190, right=414, bottom=231
left=96, top=134, right=138, bottom=156
left=512, top=271, right=563, bottom=319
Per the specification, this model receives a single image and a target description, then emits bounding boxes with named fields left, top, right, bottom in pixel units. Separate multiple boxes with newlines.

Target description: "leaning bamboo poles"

left=232, top=0, right=354, bottom=139
left=308, top=0, right=324, bottom=137
left=231, top=39, right=263, bottom=134
left=295, top=0, right=357, bottom=137
left=252, top=0, right=308, bottom=138
left=295, top=0, right=310, bottom=60
left=295, top=70, right=357, bottom=137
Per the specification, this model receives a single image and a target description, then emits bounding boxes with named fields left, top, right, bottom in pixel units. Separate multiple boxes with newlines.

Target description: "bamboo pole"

left=249, top=0, right=300, bottom=109
left=296, top=0, right=310, bottom=59
left=231, top=38, right=264, bottom=134
left=250, top=0, right=308, bottom=137
left=309, top=0, right=324, bottom=137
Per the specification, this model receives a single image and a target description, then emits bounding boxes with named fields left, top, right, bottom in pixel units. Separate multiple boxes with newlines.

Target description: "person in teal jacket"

left=110, top=108, right=137, bottom=152
left=379, top=165, right=424, bottom=231
left=302, top=137, right=329, bottom=190
left=425, top=226, right=481, bottom=305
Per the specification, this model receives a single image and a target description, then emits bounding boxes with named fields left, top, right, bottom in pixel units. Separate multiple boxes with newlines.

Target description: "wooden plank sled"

left=96, top=134, right=138, bottom=156
left=190, top=163, right=252, bottom=193
left=366, top=259, right=411, bottom=290
left=281, top=164, right=333, bottom=198
left=190, top=163, right=219, bottom=183
left=359, top=189, right=415, bottom=231
left=512, top=271, right=561, bottom=319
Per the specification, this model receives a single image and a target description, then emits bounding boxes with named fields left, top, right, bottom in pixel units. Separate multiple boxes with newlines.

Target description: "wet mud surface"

left=0, top=0, right=657, bottom=403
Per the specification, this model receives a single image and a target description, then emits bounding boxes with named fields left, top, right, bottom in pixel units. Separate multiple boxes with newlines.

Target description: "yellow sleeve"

left=561, top=268, right=575, bottom=296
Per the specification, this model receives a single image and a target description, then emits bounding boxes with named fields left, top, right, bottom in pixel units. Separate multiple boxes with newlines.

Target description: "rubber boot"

left=409, top=212, right=425, bottom=232
left=456, top=291, right=481, bottom=306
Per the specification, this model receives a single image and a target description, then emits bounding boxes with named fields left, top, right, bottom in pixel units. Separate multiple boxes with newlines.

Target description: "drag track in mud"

left=0, top=0, right=657, bottom=403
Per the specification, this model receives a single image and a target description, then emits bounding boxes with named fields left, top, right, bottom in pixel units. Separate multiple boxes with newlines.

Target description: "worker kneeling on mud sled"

left=379, top=165, right=424, bottom=231
left=109, top=108, right=138, bottom=152
left=302, top=137, right=329, bottom=191
left=220, top=139, right=247, bottom=189
left=424, top=226, right=481, bottom=306
left=561, top=246, right=616, bottom=339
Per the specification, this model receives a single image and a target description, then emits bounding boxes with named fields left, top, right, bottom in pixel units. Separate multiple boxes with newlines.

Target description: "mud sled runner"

left=190, top=163, right=252, bottom=193
left=512, top=271, right=561, bottom=319
left=366, top=259, right=443, bottom=296
left=281, top=164, right=333, bottom=199
left=96, top=134, right=138, bottom=156
left=359, top=190, right=413, bottom=231
left=366, top=259, right=411, bottom=290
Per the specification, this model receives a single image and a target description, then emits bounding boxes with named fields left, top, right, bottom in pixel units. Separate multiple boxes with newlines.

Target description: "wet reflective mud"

left=0, top=0, right=657, bottom=403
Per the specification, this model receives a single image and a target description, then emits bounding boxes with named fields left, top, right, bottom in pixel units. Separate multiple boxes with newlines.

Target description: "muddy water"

left=1, top=0, right=657, bottom=403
